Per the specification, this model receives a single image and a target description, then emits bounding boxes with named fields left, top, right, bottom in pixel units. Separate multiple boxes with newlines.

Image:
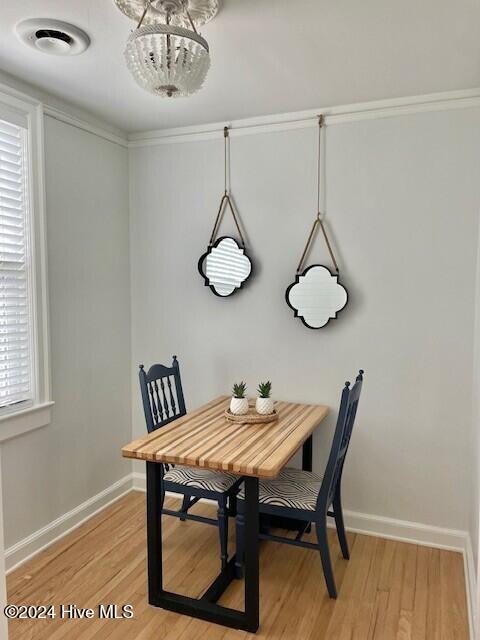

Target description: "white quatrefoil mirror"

left=286, top=265, right=348, bottom=329
left=199, top=236, right=252, bottom=297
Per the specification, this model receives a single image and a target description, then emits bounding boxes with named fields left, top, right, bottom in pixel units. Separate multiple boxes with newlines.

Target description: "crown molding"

left=128, top=88, right=480, bottom=147
left=0, top=76, right=128, bottom=148
left=2, top=78, right=478, bottom=150
left=44, top=105, right=128, bottom=147
left=0, top=80, right=42, bottom=111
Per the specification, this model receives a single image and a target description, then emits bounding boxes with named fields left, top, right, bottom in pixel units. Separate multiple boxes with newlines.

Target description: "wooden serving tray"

left=224, top=404, right=278, bottom=425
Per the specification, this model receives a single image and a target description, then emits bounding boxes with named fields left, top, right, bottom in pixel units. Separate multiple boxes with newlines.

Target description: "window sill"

left=0, top=401, right=54, bottom=443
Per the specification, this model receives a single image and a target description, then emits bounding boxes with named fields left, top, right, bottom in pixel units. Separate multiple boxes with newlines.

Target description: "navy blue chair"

left=139, top=357, right=242, bottom=569
left=235, top=370, right=364, bottom=597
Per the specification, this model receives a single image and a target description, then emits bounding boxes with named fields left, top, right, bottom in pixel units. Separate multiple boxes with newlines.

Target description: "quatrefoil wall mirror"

left=198, top=127, right=253, bottom=297
left=286, top=115, right=348, bottom=329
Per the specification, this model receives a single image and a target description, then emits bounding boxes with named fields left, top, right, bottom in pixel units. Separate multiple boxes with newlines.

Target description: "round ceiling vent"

left=16, top=19, right=90, bottom=56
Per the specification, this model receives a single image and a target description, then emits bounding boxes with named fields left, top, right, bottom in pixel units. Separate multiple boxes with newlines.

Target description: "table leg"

left=244, top=476, right=260, bottom=632
left=302, top=435, right=313, bottom=533
left=265, top=436, right=314, bottom=533
left=146, top=462, right=260, bottom=632
left=146, top=461, right=163, bottom=604
left=302, top=434, right=313, bottom=472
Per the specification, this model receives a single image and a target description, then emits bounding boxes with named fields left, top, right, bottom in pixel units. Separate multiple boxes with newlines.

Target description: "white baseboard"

left=5, top=470, right=478, bottom=640
left=5, top=474, right=133, bottom=574
left=132, top=471, right=147, bottom=492
left=342, top=508, right=468, bottom=552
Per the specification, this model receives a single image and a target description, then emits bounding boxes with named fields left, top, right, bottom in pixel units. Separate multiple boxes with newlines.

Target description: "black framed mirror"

left=286, top=264, right=348, bottom=329
left=198, top=235, right=252, bottom=297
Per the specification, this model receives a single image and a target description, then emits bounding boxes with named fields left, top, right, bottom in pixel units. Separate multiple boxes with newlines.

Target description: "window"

left=0, top=84, right=52, bottom=440
left=0, top=117, right=34, bottom=410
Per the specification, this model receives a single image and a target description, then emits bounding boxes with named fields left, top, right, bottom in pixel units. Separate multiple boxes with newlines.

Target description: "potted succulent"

left=256, top=381, right=274, bottom=415
left=230, top=381, right=249, bottom=415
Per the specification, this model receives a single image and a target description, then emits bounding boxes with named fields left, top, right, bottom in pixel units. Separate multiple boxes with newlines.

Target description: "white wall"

left=0, top=115, right=131, bottom=549
left=129, top=107, right=480, bottom=532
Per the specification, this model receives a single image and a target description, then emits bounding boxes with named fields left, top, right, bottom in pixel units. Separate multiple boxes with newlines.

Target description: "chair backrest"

left=139, top=356, right=187, bottom=433
left=317, top=370, right=364, bottom=512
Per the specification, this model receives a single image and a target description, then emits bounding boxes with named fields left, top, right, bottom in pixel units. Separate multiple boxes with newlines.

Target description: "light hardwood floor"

left=7, top=491, right=469, bottom=640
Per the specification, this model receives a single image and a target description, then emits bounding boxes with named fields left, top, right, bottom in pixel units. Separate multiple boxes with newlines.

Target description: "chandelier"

left=115, top=0, right=218, bottom=98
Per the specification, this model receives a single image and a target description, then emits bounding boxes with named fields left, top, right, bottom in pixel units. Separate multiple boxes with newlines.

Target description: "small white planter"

left=230, top=397, right=249, bottom=415
left=256, top=397, right=274, bottom=415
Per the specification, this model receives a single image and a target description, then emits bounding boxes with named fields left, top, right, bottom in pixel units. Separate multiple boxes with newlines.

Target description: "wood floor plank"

left=6, top=491, right=469, bottom=640
left=411, top=544, right=429, bottom=640
left=440, top=549, right=469, bottom=640
left=348, top=536, right=386, bottom=639
left=383, top=542, right=410, bottom=638
left=426, top=548, right=442, bottom=640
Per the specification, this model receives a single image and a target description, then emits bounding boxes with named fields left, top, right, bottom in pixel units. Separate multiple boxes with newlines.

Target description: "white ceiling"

left=0, top=0, right=479, bottom=133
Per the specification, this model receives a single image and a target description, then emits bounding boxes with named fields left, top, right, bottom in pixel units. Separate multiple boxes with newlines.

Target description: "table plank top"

left=122, top=396, right=329, bottom=478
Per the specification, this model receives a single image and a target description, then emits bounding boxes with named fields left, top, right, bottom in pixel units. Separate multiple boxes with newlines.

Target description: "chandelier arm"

left=184, top=5, right=199, bottom=34
left=137, top=0, right=151, bottom=28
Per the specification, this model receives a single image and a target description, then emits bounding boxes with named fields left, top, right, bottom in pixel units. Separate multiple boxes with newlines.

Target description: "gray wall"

left=1, top=116, right=131, bottom=548
left=130, top=108, right=480, bottom=531
left=2, top=101, right=478, bottom=554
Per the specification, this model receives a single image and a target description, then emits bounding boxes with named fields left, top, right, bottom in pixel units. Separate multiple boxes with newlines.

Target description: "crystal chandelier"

left=116, top=0, right=217, bottom=98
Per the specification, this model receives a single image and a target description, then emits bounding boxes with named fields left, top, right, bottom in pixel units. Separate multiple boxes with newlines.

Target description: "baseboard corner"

left=5, top=473, right=134, bottom=574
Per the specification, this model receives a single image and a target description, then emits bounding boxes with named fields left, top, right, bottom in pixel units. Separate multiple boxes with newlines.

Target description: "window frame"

left=0, top=83, right=52, bottom=442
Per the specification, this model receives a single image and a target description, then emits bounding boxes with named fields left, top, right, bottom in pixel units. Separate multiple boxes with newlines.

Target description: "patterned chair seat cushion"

left=238, top=467, right=323, bottom=511
left=163, top=466, right=238, bottom=493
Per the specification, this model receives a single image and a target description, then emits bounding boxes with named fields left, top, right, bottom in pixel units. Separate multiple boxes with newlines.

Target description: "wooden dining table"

left=122, top=395, right=329, bottom=633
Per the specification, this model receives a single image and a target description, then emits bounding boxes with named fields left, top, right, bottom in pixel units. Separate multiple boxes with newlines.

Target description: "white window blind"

left=0, top=117, right=34, bottom=409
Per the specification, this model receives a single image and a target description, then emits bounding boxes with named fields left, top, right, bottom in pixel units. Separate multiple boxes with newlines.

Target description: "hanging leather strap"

left=208, top=126, right=246, bottom=248
left=296, top=214, right=339, bottom=274
left=208, top=193, right=246, bottom=248
left=296, top=115, right=340, bottom=274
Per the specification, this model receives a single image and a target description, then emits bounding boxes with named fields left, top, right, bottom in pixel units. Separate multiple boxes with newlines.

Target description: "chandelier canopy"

left=115, top=0, right=218, bottom=28
left=117, top=0, right=216, bottom=98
